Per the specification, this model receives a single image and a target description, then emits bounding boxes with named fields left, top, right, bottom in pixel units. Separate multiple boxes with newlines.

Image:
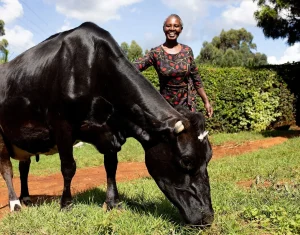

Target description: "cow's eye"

left=179, top=157, right=194, bottom=170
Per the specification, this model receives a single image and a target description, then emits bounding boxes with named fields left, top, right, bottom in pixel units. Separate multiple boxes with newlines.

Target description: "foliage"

left=141, top=66, right=160, bottom=89
left=254, top=0, right=300, bottom=45
left=0, top=19, right=8, bottom=63
left=127, top=40, right=143, bottom=62
left=142, top=65, right=295, bottom=132
left=0, top=38, right=9, bottom=63
left=196, top=28, right=268, bottom=67
left=242, top=205, right=300, bottom=234
left=0, top=19, right=4, bottom=36
left=120, top=42, right=129, bottom=57
left=259, top=62, right=300, bottom=126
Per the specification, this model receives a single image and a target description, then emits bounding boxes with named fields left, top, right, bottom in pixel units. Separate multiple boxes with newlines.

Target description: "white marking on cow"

left=198, top=131, right=209, bottom=141
left=10, top=200, right=21, bottom=211
left=174, top=121, right=184, bottom=133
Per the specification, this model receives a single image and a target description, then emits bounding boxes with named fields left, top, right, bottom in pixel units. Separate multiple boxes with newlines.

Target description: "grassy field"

left=2, top=132, right=300, bottom=234
left=11, top=131, right=279, bottom=176
left=11, top=137, right=145, bottom=176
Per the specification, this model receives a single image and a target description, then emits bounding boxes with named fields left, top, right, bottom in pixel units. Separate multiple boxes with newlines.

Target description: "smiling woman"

left=134, top=14, right=213, bottom=117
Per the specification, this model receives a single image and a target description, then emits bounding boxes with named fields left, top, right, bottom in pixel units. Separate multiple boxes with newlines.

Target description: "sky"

left=0, top=0, right=300, bottom=64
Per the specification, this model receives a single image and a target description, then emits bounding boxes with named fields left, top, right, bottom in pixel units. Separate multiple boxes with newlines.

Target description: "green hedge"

left=258, top=62, right=300, bottom=126
left=142, top=66, right=295, bottom=133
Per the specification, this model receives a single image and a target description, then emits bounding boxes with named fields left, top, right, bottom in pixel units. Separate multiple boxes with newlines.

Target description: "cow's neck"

left=101, top=59, right=181, bottom=122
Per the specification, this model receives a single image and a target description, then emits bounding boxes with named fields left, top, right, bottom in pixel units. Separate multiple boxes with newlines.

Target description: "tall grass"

left=2, top=133, right=299, bottom=234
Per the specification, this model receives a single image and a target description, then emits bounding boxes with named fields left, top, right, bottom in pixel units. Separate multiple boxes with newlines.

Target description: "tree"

left=0, top=20, right=9, bottom=63
left=254, top=0, right=300, bottom=45
left=0, top=39, right=9, bottom=62
left=196, top=28, right=268, bottom=67
left=127, top=40, right=143, bottom=61
left=0, top=20, right=5, bottom=36
left=120, top=42, right=129, bottom=57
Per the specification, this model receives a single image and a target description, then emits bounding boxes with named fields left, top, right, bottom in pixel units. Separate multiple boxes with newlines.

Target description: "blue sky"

left=1, top=0, right=300, bottom=64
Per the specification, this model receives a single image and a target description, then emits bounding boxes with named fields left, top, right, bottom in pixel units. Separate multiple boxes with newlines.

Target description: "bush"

left=258, top=62, right=300, bottom=126
left=142, top=66, right=295, bottom=133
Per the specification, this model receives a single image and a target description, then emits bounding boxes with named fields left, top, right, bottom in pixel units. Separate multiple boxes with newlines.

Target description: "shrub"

left=142, top=66, right=295, bottom=133
left=258, top=62, right=300, bottom=126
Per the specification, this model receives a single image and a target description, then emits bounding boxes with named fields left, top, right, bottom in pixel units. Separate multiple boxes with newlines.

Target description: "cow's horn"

left=198, top=131, right=209, bottom=141
left=174, top=121, right=184, bottom=133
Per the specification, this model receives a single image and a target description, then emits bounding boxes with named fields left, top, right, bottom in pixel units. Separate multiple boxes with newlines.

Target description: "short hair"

left=163, top=14, right=183, bottom=28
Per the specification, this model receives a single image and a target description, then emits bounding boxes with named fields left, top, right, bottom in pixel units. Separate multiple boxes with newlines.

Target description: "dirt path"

left=0, top=136, right=289, bottom=218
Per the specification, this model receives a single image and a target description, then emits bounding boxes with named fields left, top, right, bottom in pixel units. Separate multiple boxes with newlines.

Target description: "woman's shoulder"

left=180, top=44, right=193, bottom=52
left=149, top=45, right=163, bottom=53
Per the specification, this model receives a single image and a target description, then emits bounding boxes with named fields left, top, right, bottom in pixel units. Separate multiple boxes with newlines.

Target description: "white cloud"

left=0, top=0, right=23, bottom=23
left=60, top=19, right=72, bottom=32
left=161, top=0, right=205, bottom=15
left=50, top=0, right=142, bottom=23
left=221, top=0, right=258, bottom=27
left=268, top=43, right=300, bottom=64
left=4, top=25, right=35, bottom=56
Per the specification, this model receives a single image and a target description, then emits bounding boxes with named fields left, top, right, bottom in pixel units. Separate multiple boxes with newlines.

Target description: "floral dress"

left=134, top=44, right=203, bottom=112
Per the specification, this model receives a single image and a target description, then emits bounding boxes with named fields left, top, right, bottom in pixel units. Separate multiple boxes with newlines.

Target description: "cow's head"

left=139, top=106, right=214, bottom=227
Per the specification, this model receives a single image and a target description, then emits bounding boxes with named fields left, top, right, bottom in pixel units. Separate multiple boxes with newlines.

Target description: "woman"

left=134, top=14, right=213, bottom=117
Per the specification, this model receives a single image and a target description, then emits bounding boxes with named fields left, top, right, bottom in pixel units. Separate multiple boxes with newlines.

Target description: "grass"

left=2, top=131, right=300, bottom=234
left=11, top=137, right=145, bottom=176
left=11, top=131, right=275, bottom=176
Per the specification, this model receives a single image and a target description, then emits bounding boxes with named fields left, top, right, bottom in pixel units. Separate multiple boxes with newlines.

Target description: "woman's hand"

left=204, top=102, right=213, bottom=118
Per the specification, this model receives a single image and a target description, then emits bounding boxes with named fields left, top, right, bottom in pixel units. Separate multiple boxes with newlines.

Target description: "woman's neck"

left=163, top=40, right=178, bottom=49
left=162, top=40, right=181, bottom=54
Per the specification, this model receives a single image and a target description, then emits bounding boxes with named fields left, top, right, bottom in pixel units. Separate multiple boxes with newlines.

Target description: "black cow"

left=0, top=22, right=214, bottom=226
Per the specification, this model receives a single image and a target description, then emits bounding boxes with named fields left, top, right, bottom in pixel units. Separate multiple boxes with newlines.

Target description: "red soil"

left=0, top=136, right=290, bottom=218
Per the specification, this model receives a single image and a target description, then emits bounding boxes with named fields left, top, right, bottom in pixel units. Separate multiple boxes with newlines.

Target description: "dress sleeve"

left=133, top=49, right=155, bottom=72
left=189, top=48, right=203, bottom=89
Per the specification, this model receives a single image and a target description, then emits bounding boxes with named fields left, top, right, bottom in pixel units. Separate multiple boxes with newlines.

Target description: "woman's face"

left=163, top=16, right=182, bottom=41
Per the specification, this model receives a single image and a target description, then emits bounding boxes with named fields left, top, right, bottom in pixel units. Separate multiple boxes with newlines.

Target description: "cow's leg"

left=55, top=121, right=76, bottom=209
left=103, top=152, right=121, bottom=210
left=19, top=159, right=32, bottom=206
left=0, top=146, right=21, bottom=211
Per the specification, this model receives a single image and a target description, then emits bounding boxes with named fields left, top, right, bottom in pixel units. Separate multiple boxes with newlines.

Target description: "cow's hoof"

left=10, top=200, right=22, bottom=212
left=103, top=201, right=123, bottom=211
left=60, top=203, right=73, bottom=211
left=20, top=197, right=33, bottom=206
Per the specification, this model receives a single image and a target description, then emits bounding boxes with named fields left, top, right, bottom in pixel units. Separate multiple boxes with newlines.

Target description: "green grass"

left=209, top=131, right=266, bottom=146
left=11, top=137, right=145, bottom=176
left=2, top=132, right=300, bottom=234
left=11, top=131, right=278, bottom=176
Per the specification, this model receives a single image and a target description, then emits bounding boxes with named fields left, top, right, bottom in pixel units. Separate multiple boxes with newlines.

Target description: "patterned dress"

left=134, top=44, right=203, bottom=112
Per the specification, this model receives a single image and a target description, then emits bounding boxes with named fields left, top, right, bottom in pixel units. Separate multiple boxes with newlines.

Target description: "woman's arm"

left=196, top=87, right=213, bottom=118
left=133, top=49, right=155, bottom=72
left=189, top=48, right=213, bottom=117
